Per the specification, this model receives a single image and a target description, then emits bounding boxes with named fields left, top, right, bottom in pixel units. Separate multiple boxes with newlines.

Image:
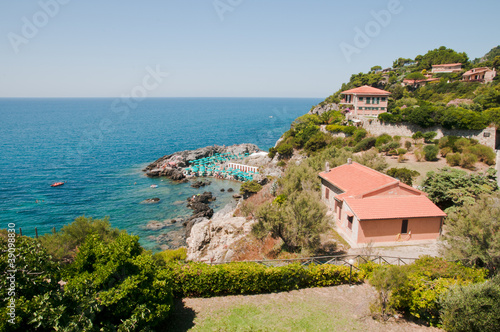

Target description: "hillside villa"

left=319, top=160, right=446, bottom=247
left=462, top=67, right=497, bottom=83
left=339, top=85, right=391, bottom=117
left=431, top=63, right=462, bottom=74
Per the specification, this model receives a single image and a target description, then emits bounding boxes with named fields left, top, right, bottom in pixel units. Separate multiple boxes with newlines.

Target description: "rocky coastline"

left=143, top=143, right=283, bottom=262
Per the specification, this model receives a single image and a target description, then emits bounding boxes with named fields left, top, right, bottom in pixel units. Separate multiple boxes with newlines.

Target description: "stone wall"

left=359, top=118, right=497, bottom=149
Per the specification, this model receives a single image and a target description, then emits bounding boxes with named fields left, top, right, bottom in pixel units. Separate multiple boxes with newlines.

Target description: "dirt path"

left=166, top=284, right=442, bottom=331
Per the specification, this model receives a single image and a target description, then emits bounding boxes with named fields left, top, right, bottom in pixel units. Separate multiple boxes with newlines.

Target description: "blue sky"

left=1, top=0, right=499, bottom=98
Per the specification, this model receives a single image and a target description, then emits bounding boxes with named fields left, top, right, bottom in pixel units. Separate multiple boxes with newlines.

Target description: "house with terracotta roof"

left=339, top=85, right=391, bottom=117
left=431, top=63, right=462, bottom=74
left=319, top=160, right=446, bottom=247
left=462, top=67, right=497, bottom=83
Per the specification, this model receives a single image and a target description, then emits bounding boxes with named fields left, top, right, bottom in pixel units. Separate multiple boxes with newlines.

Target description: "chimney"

left=347, top=158, right=352, bottom=165
left=325, top=162, right=330, bottom=172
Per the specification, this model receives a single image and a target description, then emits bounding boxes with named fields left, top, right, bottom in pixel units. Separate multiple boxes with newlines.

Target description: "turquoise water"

left=0, top=97, right=319, bottom=250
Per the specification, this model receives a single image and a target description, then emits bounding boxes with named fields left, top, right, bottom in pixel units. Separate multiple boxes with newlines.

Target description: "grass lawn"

left=167, top=284, right=442, bottom=332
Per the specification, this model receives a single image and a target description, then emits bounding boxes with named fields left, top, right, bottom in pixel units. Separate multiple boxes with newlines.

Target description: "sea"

left=0, top=97, right=320, bottom=250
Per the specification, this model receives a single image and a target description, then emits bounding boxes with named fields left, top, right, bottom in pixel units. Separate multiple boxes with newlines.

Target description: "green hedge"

left=164, top=262, right=362, bottom=298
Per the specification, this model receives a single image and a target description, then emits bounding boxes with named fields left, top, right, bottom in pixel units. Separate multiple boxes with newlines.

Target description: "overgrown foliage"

left=440, top=275, right=500, bottom=332
left=441, top=192, right=500, bottom=270
left=240, top=180, right=263, bottom=198
left=422, top=167, right=498, bottom=211
left=386, top=168, right=420, bottom=186
left=38, top=215, right=121, bottom=263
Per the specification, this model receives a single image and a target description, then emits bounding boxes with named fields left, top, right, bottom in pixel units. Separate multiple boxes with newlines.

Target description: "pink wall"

left=357, top=217, right=442, bottom=243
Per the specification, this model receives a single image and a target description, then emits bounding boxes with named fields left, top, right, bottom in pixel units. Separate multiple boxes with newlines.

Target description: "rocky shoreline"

left=142, top=143, right=284, bottom=262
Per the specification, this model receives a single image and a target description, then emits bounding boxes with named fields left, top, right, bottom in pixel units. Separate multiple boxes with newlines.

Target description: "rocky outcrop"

left=140, top=198, right=160, bottom=204
left=191, top=180, right=211, bottom=188
left=308, top=103, right=338, bottom=116
left=143, top=143, right=261, bottom=179
left=186, top=203, right=255, bottom=263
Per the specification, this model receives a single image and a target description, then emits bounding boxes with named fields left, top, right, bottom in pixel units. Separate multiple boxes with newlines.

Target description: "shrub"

left=277, top=160, right=286, bottom=167
left=412, top=131, right=424, bottom=141
left=240, top=180, right=263, bottom=197
left=414, top=148, right=425, bottom=161
left=468, top=144, right=496, bottom=165
left=397, top=148, right=407, bottom=155
left=404, top=140, right=412, bottom=150
left=268, top=147, right=277, bottom=159
left=304, top=132, right=331, bottom=154
left=353, top=137, right=376, bottom=152
left=39, top=216, right=121, bottom=263
left=424, top=144, right=439, bottom=161
left=393, top=135, right=401, bottom=142
left=154, top=248, right=187, bottom=265
left=423, top=131, right=437, bottom=143
left=440, top=277, right=500, bottom=332
left=461, top=153, right=477, bottom=169
left=342, top=125, right=357, bottom=135
left=379, top=141, right=400, bottom=153
left=440, top=147, right=452, bottom=157
left=446, top=153, right=462, bottom=166
left=276, top=142, right=293, bottom=159
left=454, top=137, right=471, bottom=153
left=386, top=167, right=420, bottom=186
left=375, top=134, right=392, bottom=147
left=352, top=128, right=367, bottom=142
left=164, top=262, right=360, bottom=298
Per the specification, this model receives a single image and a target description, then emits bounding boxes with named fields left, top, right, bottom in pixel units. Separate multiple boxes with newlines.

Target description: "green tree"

left=39, top=215, right=121, bottom=263
left=386, top=168, right=420, bottom=186
left=424, top=144, right=439, bottom=161
left=64, top=233, right=174, bottom=330
left=422, top=167, right=498, bottom=210
left=240, top=180, right=263, bottom=198
left=254, top=191, right=327, bottom=253
left=440, top=276, right=500, bottom=332
left=441, top=192, right=500, bottom=270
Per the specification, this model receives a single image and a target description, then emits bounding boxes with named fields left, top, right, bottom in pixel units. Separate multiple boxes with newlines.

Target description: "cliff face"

left=186, top=203, right=255, bottom=263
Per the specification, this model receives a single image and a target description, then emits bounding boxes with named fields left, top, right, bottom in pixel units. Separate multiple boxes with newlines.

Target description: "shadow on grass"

left=165, top=298, right=196, bottom=332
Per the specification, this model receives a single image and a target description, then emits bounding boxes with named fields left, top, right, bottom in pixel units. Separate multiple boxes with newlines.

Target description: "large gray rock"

left=308, top=103, right=339, bottom=116
left=186, top=204, right=255, bottom=263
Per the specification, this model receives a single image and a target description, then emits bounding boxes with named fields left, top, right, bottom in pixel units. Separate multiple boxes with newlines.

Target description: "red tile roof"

left=431, top=63, right=462, bottom=67
left=340, top=85, right=391, bottom=96
left=345, top=196, right=447, bottom=220
left=319, top=162, right=446, bottom=220
left=463, top=67, right=493, bottom=76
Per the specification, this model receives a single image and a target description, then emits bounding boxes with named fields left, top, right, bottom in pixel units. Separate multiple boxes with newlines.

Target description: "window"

left=359, top=97, right=363, bottom=101
left=347, top=215, right=353, bottom=230
left=366, top=97, right=371, bottom=104
left=401, top=219, right=408, bottom=234
left=325, top=188, right=329, bottom=200
left=381, top=97, right=386, bottom=101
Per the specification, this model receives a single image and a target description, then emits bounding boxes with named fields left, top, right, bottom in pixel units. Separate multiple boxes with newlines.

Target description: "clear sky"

left=1, top=0, right=499, bottom=98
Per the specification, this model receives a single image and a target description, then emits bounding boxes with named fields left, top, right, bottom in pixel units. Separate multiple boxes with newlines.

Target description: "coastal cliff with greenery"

left=2, top=46, right=500, bottom=331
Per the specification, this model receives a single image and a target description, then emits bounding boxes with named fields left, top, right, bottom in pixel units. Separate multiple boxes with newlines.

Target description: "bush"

left=446, top=153, right=462, bottom=166
left=412, top=131, right=424, bottom=141
left=440, top=147, right=452, bottom=157
left=154, top=248, right=187, bottom=265
left=277, top=160, right=286, bottom=167
left=164, top=262, right=360, bottom=298
left=454, top=137, right=471, bottom=153
left=268, top=147, right=277, bottom=159
left=386, top=167, right=420, bottom=186
left=440, top=277, right=500, bottom=332
left=397, top=148, right=407, bottom=155
left=379, top=141, right=400, bottom=153
left=240, top=180, right=263, bottom=197
left=352, top=128, right=367, bottom=142
left=424, top=144, right=439, bottom=161
left=469, top=144, right=496, bottom=165
left=414, top=148, right=425, bottom=161
left=304, top=132, right=331, bottom=154
left=276, top=142, right=293, bottom=159
left=375, top=134, right=392, bottom=147
left=423, top=131, right=437, bottom=143
left=353, top=137, right=376, bottom=152
left=461, top=153, right=478, bottom=169
left=405, top=140, right=412, bottom=150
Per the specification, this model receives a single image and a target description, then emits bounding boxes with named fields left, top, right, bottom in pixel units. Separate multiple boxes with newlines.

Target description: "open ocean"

left=0, top=97, right=320, bottom=250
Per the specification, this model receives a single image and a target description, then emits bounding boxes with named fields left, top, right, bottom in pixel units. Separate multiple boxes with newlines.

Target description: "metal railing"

left=212, top=254, right=418, bottom=268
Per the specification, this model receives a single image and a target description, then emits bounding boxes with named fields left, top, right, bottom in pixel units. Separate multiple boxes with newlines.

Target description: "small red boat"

left=51, top=182, right=65, bottom=187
